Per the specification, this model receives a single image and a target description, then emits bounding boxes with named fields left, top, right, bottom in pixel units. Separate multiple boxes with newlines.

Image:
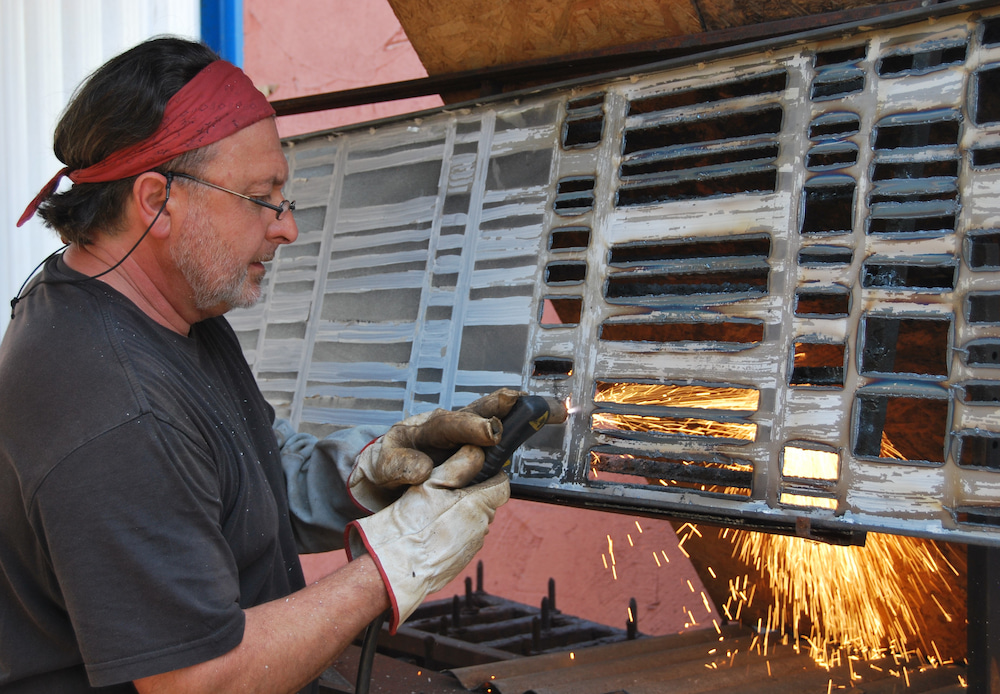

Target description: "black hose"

left=355, top=609, right=389, bottom=694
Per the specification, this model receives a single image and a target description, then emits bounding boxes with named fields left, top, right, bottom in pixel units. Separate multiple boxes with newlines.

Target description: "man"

left=0, top=37, right=512, bottom=692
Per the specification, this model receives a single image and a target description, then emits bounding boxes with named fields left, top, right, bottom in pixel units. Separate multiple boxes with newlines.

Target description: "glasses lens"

left=277, top=200, right=295, bottom=220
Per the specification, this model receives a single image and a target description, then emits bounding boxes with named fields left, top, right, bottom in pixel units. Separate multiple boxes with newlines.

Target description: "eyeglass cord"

left=9, top=175, right=174, bottom=320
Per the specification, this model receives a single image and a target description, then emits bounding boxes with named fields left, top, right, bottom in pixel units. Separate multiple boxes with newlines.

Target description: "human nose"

left=267, top=208, right=298, bottom=245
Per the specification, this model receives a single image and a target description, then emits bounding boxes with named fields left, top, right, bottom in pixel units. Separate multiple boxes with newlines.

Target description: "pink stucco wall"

left=243, top=0, right=443, bottom=138
left=242, top=0, right=711, bottom=637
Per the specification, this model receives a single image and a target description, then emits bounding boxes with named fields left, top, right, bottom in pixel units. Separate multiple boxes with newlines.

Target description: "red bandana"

left=18, top=60, right=275, bottom=227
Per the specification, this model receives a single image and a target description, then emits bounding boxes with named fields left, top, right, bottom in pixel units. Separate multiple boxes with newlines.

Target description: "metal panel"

left=237, top=0, right=1000, bottom=546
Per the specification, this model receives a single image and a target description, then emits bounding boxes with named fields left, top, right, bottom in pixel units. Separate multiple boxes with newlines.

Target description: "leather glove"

left=345, top=445, right=510, bottom=632
left=348, top=388, right=522, bottom=513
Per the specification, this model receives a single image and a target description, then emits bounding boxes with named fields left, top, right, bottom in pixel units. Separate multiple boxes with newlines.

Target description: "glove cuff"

left=345, top=519, right=409, bottom=634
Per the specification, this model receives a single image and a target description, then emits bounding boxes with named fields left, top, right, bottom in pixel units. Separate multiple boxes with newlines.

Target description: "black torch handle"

left=473, top=395, right=552, bottom=484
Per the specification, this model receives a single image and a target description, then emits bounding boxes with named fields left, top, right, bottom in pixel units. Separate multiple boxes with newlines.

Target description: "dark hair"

left=37, top=37, right=221, bottom=245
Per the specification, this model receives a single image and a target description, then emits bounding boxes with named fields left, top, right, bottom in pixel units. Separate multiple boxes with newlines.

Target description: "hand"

left=345, top=446, right=510, bottom=632
left=348, top=388, right=522, bottom=512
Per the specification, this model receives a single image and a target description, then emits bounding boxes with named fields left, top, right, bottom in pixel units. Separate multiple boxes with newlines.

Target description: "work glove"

left=345, top=445, right=510, bottom=632
left=347, top=388, right=522, bottom=513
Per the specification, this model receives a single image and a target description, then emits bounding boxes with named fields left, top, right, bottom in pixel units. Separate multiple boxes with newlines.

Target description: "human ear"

left=132, top=172, right=175, bottom=239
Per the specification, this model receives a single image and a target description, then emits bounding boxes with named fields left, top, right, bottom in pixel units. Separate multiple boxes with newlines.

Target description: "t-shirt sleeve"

left=30, top=416, right=246, bottom=687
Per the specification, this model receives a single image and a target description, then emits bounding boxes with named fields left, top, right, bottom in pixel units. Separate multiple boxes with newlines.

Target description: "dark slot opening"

left=985, top=17, right=1000, bottom=46
left=623, top=106, right=783, bottom=154
left=964, top=383, right=1000, bottom=404
left=617, top=169, right=777, bottom=206
left=869, top=188, right=957, bottom=204
left=620, top=144, right=778, bottom=178
left=600, top=320, right=764, bottom=344
left=968, top=340, right=1000, bottom=366
left=976, top=66, right=1000, bottom=125
left=589, top=448, right=753, bottom=496
left=872, top=159, right=958, bottom=180
left=809, top=113, right=861, bottom=139
left=791, top=342, right=846, bottom=387
left=811, top=75, right=865, bottom=100
left=795, top=290, right=850, bottom=317
left=549, top=226, right=591, bottom=251
left=806, top=146, right=858, bottom=169
left=532, top=357, right=573, bottom=378
left=541, top=297, right=582, bottom=326
left=969, top=294, right=1000, bottom=323
left=610, top=235, right=770, bottom=265
left=959, top=434, right=1000, bottom=469
left=868, top=214, right=956, bottom=234
left=874, top=119, right=960, bottom=149
left=628, top=71, right=787, bottom=114
left=801, top=181, right=855, bottom=234
left=557, top=177, right=595, bottom=194
left=815, top=45, right=867, bottom=67
left=606, top=268, right=768, bottom=299
left=554, top=177, right=595, bottom=215
left=972, top=147, right=1000, bottom=168
left=877, top=45, right=967, bottom=76
left=854, top=394, right=948, bottom=463
left=862, top=262, right=957, bottom=290
left=798, top=246, right=853, bottom=265
left=956, top=508, right=1000, bottom=526
left=568, top=93, right=605, bottom=110
left=861, top=316, right=950, bottom=376
left=545, top=262, right=587, bottom=284
left=563, top=114, right=604, bottom=148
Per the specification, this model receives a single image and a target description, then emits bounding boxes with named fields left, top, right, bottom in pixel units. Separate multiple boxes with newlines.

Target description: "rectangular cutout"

left=549, top=226, right=590, bottom=252
left=540, top=297, right=582, bottom=326
left=854, top=393, right=949, bottom=463
left=795, top=289, right=850, bottom=317
left=976, top=65, right=1000, bottom=125
left=600, top=320, right=764, bottom=345
left=967, top=340, right=1000, bottom=366
left=877, top=44, right=967, bottom=76
left=594, top=381, right=759, bottom=411
left=592, top=412, right=757, bottom=442
left=545, top=262, right=586, bottom=285
left=627, top=71, right=786, bottom=114
left=801, top=179, right=855, bottom=234
left=862, top=261, right=957, bottom=290
left=532, top=357, right=573, bottom=379
left=861, top=315, right=950, bottom=376
left=605, top=267, right=768, bottom=299
left=782, top=446, right=840, bottom=480
left=790, top=342, right=846, bottom=387
left=588, top=448, right=752, bottom=497
left=968, top=293, right=1000, bottom=324
left=958, top=433, right=1000, bottom=470
left=617, top=169, right=777, bottom=206
left=968, top=231, right=1000, bottom=269
left=809, top=112, right=860, bottom=139
left=963, top=382, right=1000, bottom=404
left=609, top=235, right=769, bottom=265
left=779, top=493, right=838, bottom=509
left=798, top=246, right=853, bottom=265
left=811, top=70, right=865, bottom=100
left=620, top=144, right=778, bottom=179
left=874, top=117, right=960, bottom=149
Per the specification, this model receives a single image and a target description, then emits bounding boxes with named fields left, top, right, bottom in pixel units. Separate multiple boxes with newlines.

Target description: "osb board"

left=386, top=0, right=703, bottom=74
left=387, top=0, right=903, bottom=75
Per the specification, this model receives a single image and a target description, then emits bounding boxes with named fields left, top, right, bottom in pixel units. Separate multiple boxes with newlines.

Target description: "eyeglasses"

left=168, top=172, right=295, bottom=220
